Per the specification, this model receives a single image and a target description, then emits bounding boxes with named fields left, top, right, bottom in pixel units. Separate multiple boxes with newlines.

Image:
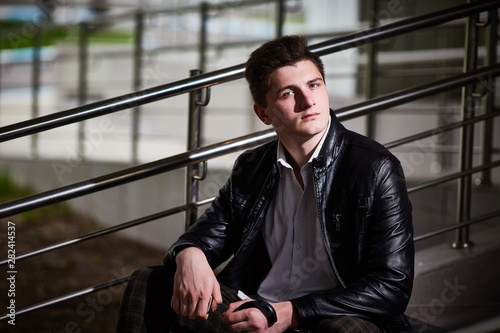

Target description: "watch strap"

left=236, top=300, right=277, bottom=327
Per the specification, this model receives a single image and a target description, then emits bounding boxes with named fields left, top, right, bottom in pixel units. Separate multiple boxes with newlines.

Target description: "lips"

left=301, top=112, right=320, bottom=120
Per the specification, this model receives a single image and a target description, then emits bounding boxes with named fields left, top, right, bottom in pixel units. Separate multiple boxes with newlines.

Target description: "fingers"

left=221, top=307, right=246, bottom=326
left=170, top=294, right=189, bottom=317
left=171, top=247, right=222, bottom=320
left=212, top=281, right=223, bottom=312
left=223, top=305, right=268, bottom=333
left=171, top=294, right=215, bottom=320
left=224, top=299, right=248, bottom=315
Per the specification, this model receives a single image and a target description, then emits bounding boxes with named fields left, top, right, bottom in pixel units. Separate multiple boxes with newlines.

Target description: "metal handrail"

left=0, top=0, right=497, bottom=143
left=0, top=63, right=245, bottom=143
left=2, top=203, right=497, bottom=322
left=310, top=0, right=499, bottom=57
left=384, top=109, right=500, bottom=149
left=2, top=112, right=499, bottom=266
left=3, top=154, right=499, bottom=268
left=408, top=160, right=500, bottom=194
left=0, top=0, right=499, bottom=324
left=4, top=201, right=500, bottom=323
left=413, top=209, right=500, bottom=242
left=335, top=63, right=500, bottom=121
left=0, top=197, right=214, bottom=266
left=0, top=130, right=276, bottom=218
left=0, top=0, right=274, bottom=38
left=1, top=63, right=498, bottom=219
left=0, top=276, right=130, bottom=321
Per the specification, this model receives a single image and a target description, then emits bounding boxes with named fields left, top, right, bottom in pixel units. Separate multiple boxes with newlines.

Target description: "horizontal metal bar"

left=0, top=63, right=245, bottom=143
left=0, top=0, right=274, bottom=31
left=1, top=1, right=497, bottom=143
left=407, top=160, right=500, bottom=194
left=309, top=0, right=499, bottom=57
left=335, top=63, right=500, bottom=121
left=1, top=63, right=498, bottom=219
left=0, top=207, right=186, bottom=266
left=0, top=1, right=496, bottom=322
left=0, top=201, right=216, bottom=320
left=384, top=110, right=500, bottom=149
left=0, top=197, right=215, bottom=266
left=0, top=276, right=129, bottom=321
left=3, top=206, right=497, bottom=322
left=114, top=0, right=274, bottom=19
left=414, top=209, right=500, bottom=242
left=0, top=131, right=276, bottom=218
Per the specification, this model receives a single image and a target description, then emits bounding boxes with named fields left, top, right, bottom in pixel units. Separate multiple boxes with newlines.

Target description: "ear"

left=254, top=104, right=272, bottom=125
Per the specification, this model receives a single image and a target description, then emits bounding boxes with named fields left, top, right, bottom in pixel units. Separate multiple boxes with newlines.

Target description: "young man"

left=117, top=35, right=414, bottom=333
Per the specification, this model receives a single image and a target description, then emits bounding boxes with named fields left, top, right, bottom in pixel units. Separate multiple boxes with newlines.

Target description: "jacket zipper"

left=313, top=176, right=346, bottom=288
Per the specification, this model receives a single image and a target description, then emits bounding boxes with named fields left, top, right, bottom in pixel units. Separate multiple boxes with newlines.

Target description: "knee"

left=117, top=265, right=176, bottom=332
left=130, top=266, right=156, bottom=280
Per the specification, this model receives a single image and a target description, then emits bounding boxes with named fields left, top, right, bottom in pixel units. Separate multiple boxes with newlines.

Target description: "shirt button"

left=297, top=244, right=301, bottom=249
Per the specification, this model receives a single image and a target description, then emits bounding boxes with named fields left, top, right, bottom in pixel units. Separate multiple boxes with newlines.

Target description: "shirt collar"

left=276, top=115, right=331, bottom=170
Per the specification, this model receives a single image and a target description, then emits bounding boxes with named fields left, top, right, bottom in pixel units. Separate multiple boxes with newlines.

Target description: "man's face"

left=254, top=60, right=330, bottom=145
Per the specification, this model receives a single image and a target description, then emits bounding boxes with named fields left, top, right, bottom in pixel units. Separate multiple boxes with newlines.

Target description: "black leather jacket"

left=165, top=111, right=414, bottom=332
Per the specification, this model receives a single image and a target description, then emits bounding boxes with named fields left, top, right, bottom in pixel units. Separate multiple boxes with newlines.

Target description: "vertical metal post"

left=453, top=9, right=479, bottom=249
left=365, top=0, right=379, bottom=139
left=185, top=69, right=204, bottom=229
left=199, top=2, right=209, bottom=73
left=275, top=0, right=285, bottom=38
left=31, top=25, right=42, bottom=159
left=132, top=10, right=144, bottom=163
left=77, top=22, right=89, bottom=158
left=478, top=9, right=498, bottom=186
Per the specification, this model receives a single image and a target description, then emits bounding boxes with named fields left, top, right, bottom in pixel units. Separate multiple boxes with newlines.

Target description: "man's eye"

left=282, top=91, right=293, bottom=97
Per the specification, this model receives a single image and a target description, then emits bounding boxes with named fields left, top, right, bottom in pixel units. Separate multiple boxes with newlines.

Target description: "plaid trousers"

left=116, top=265, right=384, bottom=333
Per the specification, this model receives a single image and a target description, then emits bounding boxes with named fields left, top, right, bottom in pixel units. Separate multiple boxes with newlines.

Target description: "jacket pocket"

left=329, top=196, right=371, bottom=243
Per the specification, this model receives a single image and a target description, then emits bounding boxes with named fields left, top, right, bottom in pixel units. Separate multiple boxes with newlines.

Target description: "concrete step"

left=406, top=223, right=500, bottom=331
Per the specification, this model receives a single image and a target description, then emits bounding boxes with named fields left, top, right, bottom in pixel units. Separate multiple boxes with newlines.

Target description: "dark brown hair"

left=244, top=35, right=325, bottom=107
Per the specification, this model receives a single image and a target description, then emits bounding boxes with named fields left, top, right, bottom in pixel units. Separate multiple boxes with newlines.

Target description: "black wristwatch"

left=236, top=300, right=278, bottom=327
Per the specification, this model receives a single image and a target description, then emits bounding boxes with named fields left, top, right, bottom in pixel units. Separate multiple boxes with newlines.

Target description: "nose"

left=299, top=90, right=315, bottom=110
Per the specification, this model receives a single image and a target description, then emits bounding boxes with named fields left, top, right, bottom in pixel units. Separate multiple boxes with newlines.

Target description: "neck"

left=283, top=142, right=314, bottom=170
left=281, top=135, right=322, bottom=190
left=283, top=148, right=306, bottom=189
left=280, top=130, right=324, bottom=170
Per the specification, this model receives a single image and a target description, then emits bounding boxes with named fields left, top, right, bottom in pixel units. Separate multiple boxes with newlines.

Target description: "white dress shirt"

left=257, top=117, right=338, bottom=302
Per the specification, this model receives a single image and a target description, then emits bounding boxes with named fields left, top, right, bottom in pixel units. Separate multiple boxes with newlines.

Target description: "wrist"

left=175, top=246, right=203, bottom=265
left=275, top=301, right=300, bottom=330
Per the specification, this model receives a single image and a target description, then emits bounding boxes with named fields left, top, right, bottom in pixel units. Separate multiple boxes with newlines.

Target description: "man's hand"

left=171, top=247, right=222, bottom=320
left=222, top=299, right=299, bottom=333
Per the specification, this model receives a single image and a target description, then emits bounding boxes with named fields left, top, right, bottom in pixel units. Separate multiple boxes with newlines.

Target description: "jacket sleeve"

left=290, top=157, right=414, bottom=327
left=163, top=178, right=234, bottom=269
left=163, top=143, right=276, bottom=270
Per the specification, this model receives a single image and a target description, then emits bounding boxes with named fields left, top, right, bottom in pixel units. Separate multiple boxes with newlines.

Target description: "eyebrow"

left=275, top=76, right=323, bottom=96
left=307, top=77, right=324, bottom=85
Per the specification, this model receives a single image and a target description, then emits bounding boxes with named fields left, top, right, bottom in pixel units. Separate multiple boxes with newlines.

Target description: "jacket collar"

left=312, top=109, right=345, bottom=172
left=275, top=114, right=332, bottom=173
